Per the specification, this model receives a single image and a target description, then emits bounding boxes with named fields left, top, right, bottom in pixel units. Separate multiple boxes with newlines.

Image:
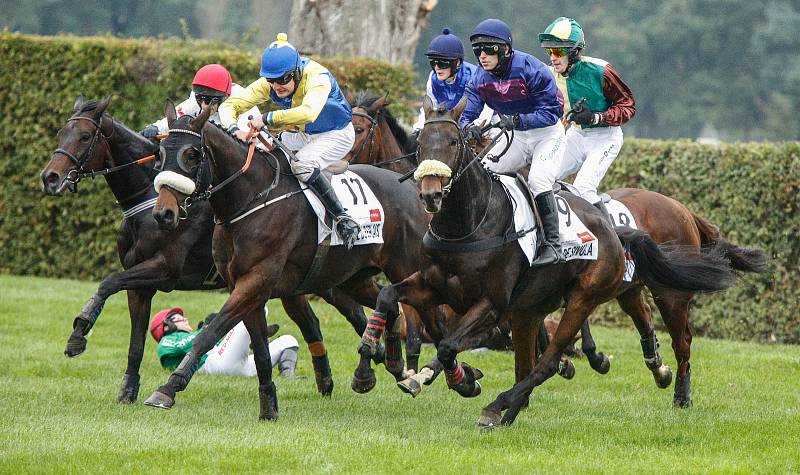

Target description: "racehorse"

left=144, top=101, right=432, bottom=419
left=40, top=96, right=371, bottom=402
left=353, top=97, right=738, bottom=427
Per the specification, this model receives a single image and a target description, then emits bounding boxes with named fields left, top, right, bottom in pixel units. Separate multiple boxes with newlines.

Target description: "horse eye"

left=81, top=133, right=91, bottom=141
left=354, top=127, right=364, bottom=134
left=450, top=138, right=459, bottom=146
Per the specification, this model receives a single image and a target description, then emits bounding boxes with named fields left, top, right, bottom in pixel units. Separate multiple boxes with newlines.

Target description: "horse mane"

left=352, top=90, right=411, bottom=149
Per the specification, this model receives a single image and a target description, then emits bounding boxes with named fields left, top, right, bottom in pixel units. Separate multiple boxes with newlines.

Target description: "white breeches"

left=279, top=123, right=356, bottom=182
left=199, top=321, right=300, bottom=377
left=481, top=122, right=566, bottom=197
left=558, top=126, right=623, bottom=204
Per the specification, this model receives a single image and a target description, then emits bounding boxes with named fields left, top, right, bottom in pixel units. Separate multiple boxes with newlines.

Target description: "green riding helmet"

left=538, top=16, right=585, bottom=50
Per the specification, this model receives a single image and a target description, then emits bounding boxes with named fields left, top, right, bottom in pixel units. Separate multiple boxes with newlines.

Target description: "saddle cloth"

left=498, top=175, right=599, bottom=266
left=602, top=195, right=638, bottom=281
left=303, top=170, right=385, bottom=247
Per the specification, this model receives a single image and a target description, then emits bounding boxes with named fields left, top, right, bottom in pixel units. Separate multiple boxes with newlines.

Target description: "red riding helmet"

left=150, top=307, right=184, bottom=343
left=192, top=64, right=232, bottom=96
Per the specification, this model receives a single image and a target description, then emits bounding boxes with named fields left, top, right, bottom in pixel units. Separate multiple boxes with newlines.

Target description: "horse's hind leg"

left=280, top=295, right=334, bottom=397
left=616, top=288, right=673, bottom=390
left=243, top=311, right=279, bottom=421
left=400, top=304, right=423, bottom=373
left=652, top=289, right=694, bottom=408
left=118, top=288, right=156, bottom=404
left=579, top=319, right=611, bottom=375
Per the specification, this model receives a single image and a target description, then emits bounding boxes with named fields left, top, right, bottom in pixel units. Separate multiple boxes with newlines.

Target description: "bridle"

left=52, top=115, right=114, bottom=190
left=420, top=116, right=484, bottom=198
left=351, top=108, right=418, bottom=169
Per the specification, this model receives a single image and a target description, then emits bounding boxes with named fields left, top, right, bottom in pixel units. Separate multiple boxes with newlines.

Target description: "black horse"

left=40, top=96, right=370, bottom=402
left=144, top=102, right=431, bottom=419
left=354, top=98, right=738, bottom=427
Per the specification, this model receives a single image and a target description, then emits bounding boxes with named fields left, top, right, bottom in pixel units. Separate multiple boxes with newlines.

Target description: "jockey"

left=460, top=19, right=566, bottom=267
left=540, top=17, right=636, bottom=222
left=412, top=28, right=494, bottom=133
left=140, top=64, right=259, bottom=138
left=218, top=33, right=360, bottom=249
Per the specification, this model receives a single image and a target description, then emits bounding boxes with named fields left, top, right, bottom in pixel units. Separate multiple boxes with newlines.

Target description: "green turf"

left=1, top=274, right=798, bottom=474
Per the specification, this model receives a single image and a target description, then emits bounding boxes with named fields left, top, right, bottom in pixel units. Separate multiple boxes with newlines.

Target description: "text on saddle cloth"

left=303, top=170, right=385, bottom=247
left=603, top=197, right=638, bottom=281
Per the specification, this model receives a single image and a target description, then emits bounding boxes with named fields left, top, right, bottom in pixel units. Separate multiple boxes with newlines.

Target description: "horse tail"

left=616, top=227, right=735, bottom=292
left=691, top=212, right=769, bottom=274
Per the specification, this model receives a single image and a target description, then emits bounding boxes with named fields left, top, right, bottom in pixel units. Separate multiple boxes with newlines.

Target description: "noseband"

left=52, top=115, right=114, bottom=186
left=421, top=116, right=482, bottom=197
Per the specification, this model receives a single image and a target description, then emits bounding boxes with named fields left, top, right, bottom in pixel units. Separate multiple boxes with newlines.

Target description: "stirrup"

left=334, top=215, right=360, bottom=249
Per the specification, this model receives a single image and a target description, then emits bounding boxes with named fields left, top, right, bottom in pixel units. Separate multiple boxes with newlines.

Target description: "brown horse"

left=354, top=98, right=738, bottom=427
left=143, top=102, right=432, bottom=419
left=40, top=96, right=372, bottom=402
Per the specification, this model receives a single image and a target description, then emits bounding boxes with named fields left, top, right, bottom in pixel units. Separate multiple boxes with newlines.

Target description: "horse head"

left=414, top=96, right=468, bottom=213
left=41, top=96, right=115, bottom=195
left=346, top=94, right=387, bottom=165
left=152, top=99, right=212, bottom=230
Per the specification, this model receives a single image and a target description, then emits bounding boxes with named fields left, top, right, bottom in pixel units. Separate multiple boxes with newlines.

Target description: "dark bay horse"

left=354, top=97, right=738, bottom=427
left=144, top=102, right=431, bottom=419
left=40, top=97, right=370, bottom=402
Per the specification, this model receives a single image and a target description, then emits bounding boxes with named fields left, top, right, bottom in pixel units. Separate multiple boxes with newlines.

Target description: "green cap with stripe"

left=539, top=17, right=585, bottom=49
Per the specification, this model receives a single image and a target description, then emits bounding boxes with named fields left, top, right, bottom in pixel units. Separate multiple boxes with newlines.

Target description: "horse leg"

left=317, top=287, right=367, bottom=335
left=144, top=271, right=267, bottom=410
left=653, top=290, right=694, bottom=407
left=511, top=314, right=538, bottom=383
left=616, top=288, right=673, bottom=389
left=117, top=288, right=155, bottom=404
left=536, top=317, right=576, bottom=379
left=280, top=295, right=334, bottom=397
left=580, top=319, right=611, bottom=375
left=243, top=311, right=279, bottom=421
left=65, top=258, right=174, bottom=357
left=400, top=304, right=423, bottom=373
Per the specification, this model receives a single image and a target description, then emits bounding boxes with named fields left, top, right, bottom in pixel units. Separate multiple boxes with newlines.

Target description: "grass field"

left=1, top=274, right=798, bottom=474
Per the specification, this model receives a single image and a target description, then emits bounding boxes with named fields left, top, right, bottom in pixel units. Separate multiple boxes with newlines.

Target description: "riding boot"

left=532, top=191, right=565, bottom=267
left=306, top=171, right=360, bottom=249
left=593, top=200, right=613, bottom=226
left=278, top=348, right=299, bottom=378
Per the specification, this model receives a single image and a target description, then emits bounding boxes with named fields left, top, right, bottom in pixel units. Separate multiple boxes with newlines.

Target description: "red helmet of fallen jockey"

left=259, top=33, right=301, bottom=85
left=470, top=18, right=513, bottom=75
left=192, top=64, right=232, bottom=105
left=149, top=307, right=184, bottom=343
left=538, top=17, right=586, bottom=72
left=426, top=27, right=465, bottom=78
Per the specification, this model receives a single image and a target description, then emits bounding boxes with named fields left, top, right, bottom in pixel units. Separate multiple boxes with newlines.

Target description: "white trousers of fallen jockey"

left=559, top=125, right=623, bottom=205
left=481, top=122, right=566, bottom=197
left=199, top=321, right=300, bottom=376
left=279, top=123, right=356, bottom=182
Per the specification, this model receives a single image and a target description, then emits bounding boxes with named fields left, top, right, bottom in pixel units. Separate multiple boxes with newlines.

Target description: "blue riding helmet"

left=469, top=18, right=513, bottom=47
left=260, top=33, right=301, bottom=80
left=426, top=28, right=464, bottom=60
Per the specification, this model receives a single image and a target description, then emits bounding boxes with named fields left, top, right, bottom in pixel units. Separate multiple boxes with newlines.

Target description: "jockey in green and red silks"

left=460, top=18, right=567, bottom=267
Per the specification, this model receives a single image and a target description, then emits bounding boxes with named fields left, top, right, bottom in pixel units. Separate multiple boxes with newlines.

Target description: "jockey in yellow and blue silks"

left=412, top=28, right=494, bottom=133
left=219, top=33, right=359, bottom=249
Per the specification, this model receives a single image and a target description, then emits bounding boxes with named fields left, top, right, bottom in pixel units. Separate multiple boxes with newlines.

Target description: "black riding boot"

left=306, top=171, right=360, bottom=249
left=593, top=200, right=613, bottom=226
left=278, top=348, right=299, bottom=378
left=532, top=191, right=565, bottom=267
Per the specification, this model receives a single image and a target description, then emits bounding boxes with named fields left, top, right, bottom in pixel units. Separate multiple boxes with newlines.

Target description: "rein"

left=351, top=109, right=418, bottom=170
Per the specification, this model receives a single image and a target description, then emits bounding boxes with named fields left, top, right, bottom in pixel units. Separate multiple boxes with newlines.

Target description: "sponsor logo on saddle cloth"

left=499, top=176, right=604, bottom=266
left=302, top=170, right=385, bottom=247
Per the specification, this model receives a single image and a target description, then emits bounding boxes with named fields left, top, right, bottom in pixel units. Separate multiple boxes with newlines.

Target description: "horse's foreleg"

left=117, top=288, right=156, bottom=404
left=65, top=258, right=175, bottom=357
left=400, top=304, right=423, bottom=373
left=617, top=288, right=673, bottom=390
left=579, top=318, right=611, bottom=375
left=243, top=311, right=278, bottom=421
left=144, top=271, right=267, bottom=410
left=280, top=295, right=334, bottom=397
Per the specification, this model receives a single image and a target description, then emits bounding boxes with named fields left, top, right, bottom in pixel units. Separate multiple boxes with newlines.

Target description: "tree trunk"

left=289, top=0, right=438, bottom=63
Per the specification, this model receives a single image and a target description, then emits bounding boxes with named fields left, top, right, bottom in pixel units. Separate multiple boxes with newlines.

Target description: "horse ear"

left=422, top=96, right=434, bottom=117
left=189, top=103, right=212, bottom=132
left=94, top=96, right=111, bottom=119
left=165, top=99, right=177, bottom=129
left=370, top=94, right=388, bottom=112
left=451, top=97, right=468, bottom=120
left=73, top=95, right=85, bottom=113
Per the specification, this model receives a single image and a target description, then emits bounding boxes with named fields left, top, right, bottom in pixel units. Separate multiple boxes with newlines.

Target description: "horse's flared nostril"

left=42, top=172, right=62, bottom=194
left=153, top=207, right=176, bottom=229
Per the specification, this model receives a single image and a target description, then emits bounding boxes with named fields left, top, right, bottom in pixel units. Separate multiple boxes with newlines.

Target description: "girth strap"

left=422, top=226, right=532, bottom=253
left=293, top=233, right=332, bottom=295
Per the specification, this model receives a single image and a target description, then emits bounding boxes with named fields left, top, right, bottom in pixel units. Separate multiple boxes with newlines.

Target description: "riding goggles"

left=266, top=71, right=295, bottom=85
left=471, top=43, right=500, bottom=56
left=429, top=58, right=456, bottom=70
left=546, top=47, right=570, bottom=58
left=195, top=94, right=223, bottom=106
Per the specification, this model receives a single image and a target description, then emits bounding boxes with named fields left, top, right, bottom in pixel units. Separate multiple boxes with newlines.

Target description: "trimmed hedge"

left=1, top=33, right=797, bottom=343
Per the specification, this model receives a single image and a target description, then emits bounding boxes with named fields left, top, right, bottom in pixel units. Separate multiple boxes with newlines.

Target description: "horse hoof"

left=64, top=336, right=87, bottom=358
left=590, top=353, right=611, bottom=375
left=654, top=365, right=673, bottom=389
left=463, top=363, right=484, bottom=381
left=259, top=411, right=279, bottom=421
left=318, top=378, right=334, bottom=398
left=143, top=391, right=174, bottom=409
left=351, top=369, right=376, bottom=394
left=117, top=375, right=141, bottom=404
left=558, top=359, right=576, bottom=380
left=397, top=378, right=421, bottom=397
left=477, top=409, right=502, bottom=429
left=673, top=397, right=693, bottom=408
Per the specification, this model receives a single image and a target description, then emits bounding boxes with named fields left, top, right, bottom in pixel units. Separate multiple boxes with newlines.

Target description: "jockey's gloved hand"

left=497, top=113, right=520, bottom=130
left=464, top=124, right=483, bottom=142
left=141, top=125, right=159, bottom=140
left=569, top=107, right=598, bottom=126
